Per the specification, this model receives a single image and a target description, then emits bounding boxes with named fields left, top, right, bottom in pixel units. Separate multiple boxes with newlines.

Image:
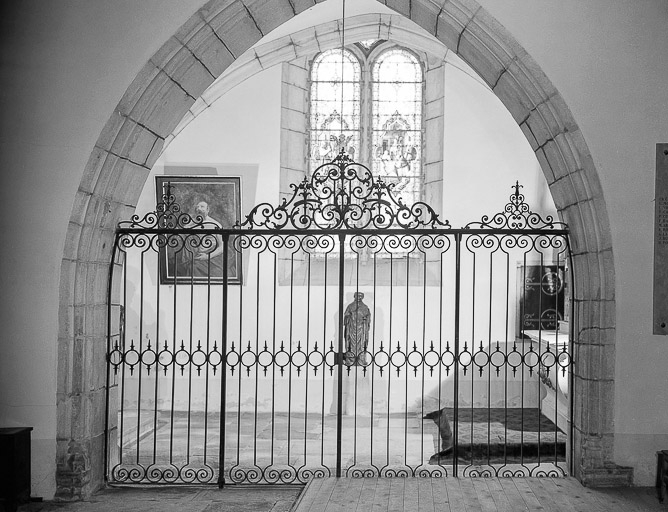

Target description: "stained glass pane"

left=371, top=49, right=423, bottom=205
left=309, top=49, right=361, bottom=172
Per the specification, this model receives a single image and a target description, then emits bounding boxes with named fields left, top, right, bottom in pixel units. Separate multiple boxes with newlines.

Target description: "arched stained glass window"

left=309, top=49, right=361, bottom=171
left=371, top=49, right=422, bottom=205
left=308, top=45, right=424, bottom=204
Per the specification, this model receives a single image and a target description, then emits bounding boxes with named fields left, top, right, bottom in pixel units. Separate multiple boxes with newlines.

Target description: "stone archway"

left=56, top=0, right=623, bottom=498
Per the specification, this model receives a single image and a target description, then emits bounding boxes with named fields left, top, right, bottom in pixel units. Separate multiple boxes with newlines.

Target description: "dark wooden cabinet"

left=658, top=450, right=668, bottom=503
left=0, top=427, right=33, bottom=512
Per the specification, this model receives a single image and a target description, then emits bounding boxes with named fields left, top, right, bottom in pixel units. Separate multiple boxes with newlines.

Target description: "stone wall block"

left=244, top=0, right=295, bottom=35
left=77, top=224, right=96, bottom=264
left=157, top=45, right=216, bottom=102
left=501, top=60, right=549, bottom=110
left=585, top=250, right=605, bottom=302
left=424, top=178, right=443, bottom=218
left=598, top=298, right=616, bottom=330
left=553, top=132, right=582, bottom=175
left=571, top=254, right=593, bottom=303
left=93, top=337, right=108, bottom=391
left=58, top=304, right=75, bottom=360
left=571, top=375, right=586, bottom=427
left=524, top=108, right=553, bottom=149
left=568, top=169, right=591, bottom=206
left=425, top=96, right=444, bottom=122
left=562, top=204, right=589, bottom=257
left=113, top=162, right=151, bottom=206
left=384, top=0, right=411, bottom=17
left=518, top=122, right=539, bottom=152
left=435, top=11, right=466, bottom=50
left=91, top=153, right=121, bottom=200
left=147, top=35, right=184, bottom=75
left=95, top=112, right=126, bottom=156
left=546, top=166, right=575, bottom=208
left=84, top=305, right=108, bottom=345
left=111, top=120, right=159, bottom=166
left=92, top=263, right=110, bottom=306
left=494, top=71, right=531, bottom=125
left=89, top=388, right=107, bottom=436
left=281, top=129, right=306, bottom=172
left=209, top=2, right=263, bottom=58
left=535, top=147, right=555, bottom=188
left=313, top=19, right=340, bottom=49
left=88, top=433, right=106, bottom=496
left=425, top=66, right=445, bottom=105
left=282, top=60, right=308, bottom=87
left=80, top=148, right=109, bottom=195
left=183, top=20, right=235, bottom=77
left=130, top=71, right=195, bottom=139
left=535, top=101, right=567, bottom=141
left=457, top=30, right=505, bottom=87
left=57, top=335, right=73, bottom=398
left=281, top=106, right=306, bottom=133
left=116, top=63, right=161, bottom=118
left=255, top=42, right=295, bottom=69
left=546, top=92, right=578, bottom=133
left=542, top=140, right=572, bottom=183
left=564, top=128, right=597, bottom=176
left=424, top=161, right=443, bottom=185
left=409, top=0, right=442, bottom=35
left=281, top=81, right=306, bottom=112
left=55, top=389, right=72, bottom=439
left=598, top=249, right=615, bottom=300
left=292, top=0, right=317, bottom=15
left=71, top=190, right=93, bottom=228
left=425, top=116, right=444, bottom=165
left=145, top=137, right=165, bottom=170
left=515, top=48, right=559, bottom=101
left=63, top=222, right=83, bottom=262
left=580, top=252, right=602, bottom=300
left=571, top=427, right=584, bottom=478
left=576, top=200, right=602, bottom=256
left=290, top=29, right=320, bottom=57
left=174, top=8, right=208, bottom=45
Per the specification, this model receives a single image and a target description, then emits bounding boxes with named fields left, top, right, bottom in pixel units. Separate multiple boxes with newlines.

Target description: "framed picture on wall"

left=155, top=175, right=242, bottom=285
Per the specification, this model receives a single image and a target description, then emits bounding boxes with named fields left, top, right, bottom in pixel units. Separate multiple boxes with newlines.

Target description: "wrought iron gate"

left=105, top=151, right=573, bottom=485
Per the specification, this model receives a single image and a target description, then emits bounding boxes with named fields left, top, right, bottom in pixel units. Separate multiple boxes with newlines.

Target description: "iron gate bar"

left=106, top=150, right=574, bottom=484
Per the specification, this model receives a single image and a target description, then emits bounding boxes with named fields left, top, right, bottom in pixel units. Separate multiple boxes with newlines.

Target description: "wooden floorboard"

left=292, top=477, right=668, bottom=511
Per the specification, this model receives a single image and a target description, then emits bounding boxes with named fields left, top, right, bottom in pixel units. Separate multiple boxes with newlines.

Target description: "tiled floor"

left=112, top=409, right=565, bottom=484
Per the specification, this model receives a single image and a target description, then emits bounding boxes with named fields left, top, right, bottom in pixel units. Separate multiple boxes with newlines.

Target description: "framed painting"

left=155, top=175, right=242, bottom=285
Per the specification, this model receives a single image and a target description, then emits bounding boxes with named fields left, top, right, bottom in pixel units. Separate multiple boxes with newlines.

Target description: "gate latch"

left=333, top=352, right=346, bottom=365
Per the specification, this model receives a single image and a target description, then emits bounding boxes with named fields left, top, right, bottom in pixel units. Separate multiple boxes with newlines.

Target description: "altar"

left=523, top=329, right=570, bottom=433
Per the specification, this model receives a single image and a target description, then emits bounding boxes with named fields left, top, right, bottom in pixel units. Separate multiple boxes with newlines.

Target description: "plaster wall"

left=0, top=0, right=666, bottom=495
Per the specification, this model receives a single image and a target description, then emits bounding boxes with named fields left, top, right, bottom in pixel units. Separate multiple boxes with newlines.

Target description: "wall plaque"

left=654, top=143, right=668, bottom=335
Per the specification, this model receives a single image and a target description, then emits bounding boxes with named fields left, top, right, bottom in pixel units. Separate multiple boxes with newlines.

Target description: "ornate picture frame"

left=155, top=175, right=242, bottom=285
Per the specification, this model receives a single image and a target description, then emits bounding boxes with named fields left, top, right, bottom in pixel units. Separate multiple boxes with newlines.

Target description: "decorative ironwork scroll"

left=120, top=182, right=220, bottom=231
left=238, top=150, right=450, bottom=231
left=465, top=181, right=568, bottom=231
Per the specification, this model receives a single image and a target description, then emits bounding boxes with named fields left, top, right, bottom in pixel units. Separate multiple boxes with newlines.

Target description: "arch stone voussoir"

left=58, top=0, right=624, bottom=497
